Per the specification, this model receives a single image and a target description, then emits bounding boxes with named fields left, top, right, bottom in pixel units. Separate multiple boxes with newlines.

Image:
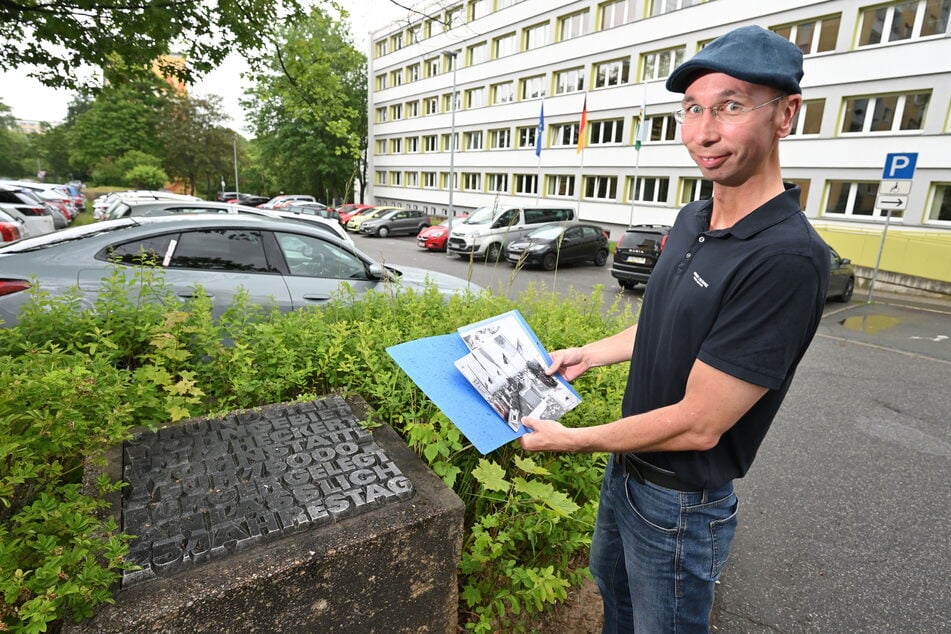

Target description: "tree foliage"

left=0, top=0, right=307, bottom=90
left=243, top=6, right=367, bottom=203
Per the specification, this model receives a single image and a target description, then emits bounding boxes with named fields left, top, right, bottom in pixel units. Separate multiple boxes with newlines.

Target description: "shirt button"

left=685, top=253, right=692, bottom=259
left=698, top=236, right=705, bottom=243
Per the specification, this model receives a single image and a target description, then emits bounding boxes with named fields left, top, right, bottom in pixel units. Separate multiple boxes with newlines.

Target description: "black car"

left=827, top=247, right=855, bottom=302
left=611, top=224, right=671, bottom=289
left=505, top=223, right=609, bottom=270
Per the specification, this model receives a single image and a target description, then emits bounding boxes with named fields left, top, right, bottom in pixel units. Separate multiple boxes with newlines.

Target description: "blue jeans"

left=590, top=455, right=739, bottom=633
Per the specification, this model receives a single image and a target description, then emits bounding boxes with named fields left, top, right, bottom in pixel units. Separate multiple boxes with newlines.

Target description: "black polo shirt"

left=623, top=185, right=829, bottom=489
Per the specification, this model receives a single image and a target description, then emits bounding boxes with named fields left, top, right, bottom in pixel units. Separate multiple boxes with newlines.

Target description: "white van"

left=447, top=205, right=576, bottom=261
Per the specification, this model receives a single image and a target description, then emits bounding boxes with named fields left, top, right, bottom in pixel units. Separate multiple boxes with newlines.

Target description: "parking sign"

left=882, top=153, right=918, bottom=180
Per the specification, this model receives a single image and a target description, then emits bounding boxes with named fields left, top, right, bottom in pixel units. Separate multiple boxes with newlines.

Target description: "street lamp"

left=445, top=49, right=459, bottom=256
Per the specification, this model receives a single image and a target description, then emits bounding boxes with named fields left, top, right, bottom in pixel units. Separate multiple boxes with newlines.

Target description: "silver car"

left=0, top=215, right=480, bottom=327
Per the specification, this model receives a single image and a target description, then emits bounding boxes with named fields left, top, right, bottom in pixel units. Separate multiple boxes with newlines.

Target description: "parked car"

left=359, top=208, right=430, bottom=238
left=447, top=205, right=577, bottom=262
left=0, top=181, right=81, bottom=219
left=259, top=194, right=316, bottom=209
left=0, top=208, right=24, bottom=243
left=106, top=199, right=354, bottom=246
left=346, top=206, right=398, bottom=233
left=337, top=204, right=374, bottom=225
left=417, top=219, right=454, bottom=251
left=827, top=247, right=855, bottom=302
left=504, top=223, right=610, bottom=270
left=0, top=215, right=480, bottom=327
left=611, top=224, right=671, bottom=290
left=0, top=190, right=55, bottom=237
left=97, top=190, right=202, bottom=221
left=285, top=202, right=339, bottom=223
left=231, top=193, right=270, bottom=207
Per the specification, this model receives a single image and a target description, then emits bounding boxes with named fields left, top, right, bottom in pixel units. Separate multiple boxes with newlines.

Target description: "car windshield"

left=463, top=206, right=499, bottom=225
left=526, top=225, right=564, bottom=240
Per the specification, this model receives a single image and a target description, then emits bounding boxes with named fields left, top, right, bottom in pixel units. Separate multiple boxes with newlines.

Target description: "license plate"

left=627, top=256, right=647, bottom=264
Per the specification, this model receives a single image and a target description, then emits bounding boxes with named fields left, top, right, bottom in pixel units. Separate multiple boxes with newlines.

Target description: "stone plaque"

left=121, top=396, right=414, bottom=587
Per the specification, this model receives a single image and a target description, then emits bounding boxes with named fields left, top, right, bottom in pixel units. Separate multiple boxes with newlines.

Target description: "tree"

left=242, top=6, right=367, bottom=203
left=0, top=0, right=306, bottom=90
left=157, top=94, right=236, bottom=197
left=0, top=102, right=30, bottom=178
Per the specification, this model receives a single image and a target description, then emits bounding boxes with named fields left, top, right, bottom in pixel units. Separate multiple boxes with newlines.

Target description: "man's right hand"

left=547, top=347, right=591, bottom=382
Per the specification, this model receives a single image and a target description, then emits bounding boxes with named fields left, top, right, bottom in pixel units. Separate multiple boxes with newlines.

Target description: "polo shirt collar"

left=696, top=184, right=802, bottom=239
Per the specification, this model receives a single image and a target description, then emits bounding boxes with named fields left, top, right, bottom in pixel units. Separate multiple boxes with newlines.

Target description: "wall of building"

left=367, top=0, right=951, bottom=284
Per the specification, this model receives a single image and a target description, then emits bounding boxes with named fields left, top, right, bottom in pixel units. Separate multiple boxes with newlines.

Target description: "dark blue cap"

left=666, top=25, right=804, bottom=95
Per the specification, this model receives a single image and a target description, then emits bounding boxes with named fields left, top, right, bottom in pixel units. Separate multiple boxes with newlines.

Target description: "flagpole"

left=535, top=100, right=545, bottom=204
left=628, top=84, right=648, bottom=228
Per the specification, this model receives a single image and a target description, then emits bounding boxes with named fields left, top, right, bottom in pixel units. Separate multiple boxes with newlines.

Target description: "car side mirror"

left=841, top=258, right=851, bottom=265
left=368, top=263, right=386, bottom=280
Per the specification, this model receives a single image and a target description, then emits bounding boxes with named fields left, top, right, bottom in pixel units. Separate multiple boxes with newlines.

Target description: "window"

left=423, top=135, right=438, bottom=152
left=600, top=0, right=636, bottom=29
left=389, top=138, right=402, bottom=154
left=390, top=33, right=404, bottom=51
left=558, top=10, right=589, bottom=40
left=422, top=172, right=437, bottom=189
left=489, top=128, right=512, bottom=149
left=390, top=104, right=403, bottom=120
left=547, top=175, right=576, bottom=197
left=405, top=136, right=419, bottom=152
left=462, top=172, right=482, bottom=191
left=555, top=67, right=585, bottom=95
left=424, top=96, right=439, bottom=115
left=404, top=171, right=419, bottom=187
left=524, top=22, right=549, bottom=49
left=375, top=107, right=388, bottom=122
left=585, top=175, right=618, bottom=200
left=517, top=126, right=537, bottom=149
left=629, top=176, right=670, bottom=203
left=589, top=119, right=624, bottom=145
left=390, top=172, right=402, bottom=186
left=441, top=172, right=458, bottom=189
left=681, top=178, right=713, bottom=203
left=389, top=69, right=403, bottom=86
left=406, top=64, right=420, bottom=83
left=469, top=0, right=491, bottom=20
left=446, top=6, right=464, bottom=29
left=405, top=100, right=419, bottom=118
left=651, top=0, right=704, bottom=15
left=493, top=32, right=517, bottom=57
left=825, top=181, right=887, bottom=217
left=426, top=18, right=442, bottom=37
left=927, top=183, right=951, bottom=222
left=276, top=233, right=368, bottom=280
left=375, top=40, right=389, bottom=57
left=375, top=74, right=388, bottom=90
left=425, top=57, right=440, bottom=77
left=491, top=81, right=515, bottom=104
left=595, top=58, right=630, bottom=88
left=641, top=46, right=685, bottom=81
left=858, top=0, right=951, bottom=46
left=841, top=90, right=930, bottom=133
left=514, top=174, right=538, bottom=195
left=649, top=114, right=678, bottom=142
left=520, top=75, right=547, bottom=100
left=375, top=170, right=387, bottom=185
left=375, top=139, right=387, bottom=154
left=444, top=51, right=459, bottom=72
left=772, top=14, right=841, bottom=54
left=487, top=173, right=508, bottom=193
left=443, top=91, right=460, bottom=112
left=442, top=132, right=459, bottom=151
left=467, top=42, right=488, bottom=65
left=790, top=99, right=825, bottom=135
left=551, top=122, right=580, bottom=147
left=464, top=131, right=484, bottom=150
left=465, top=87, right=486, bottom=108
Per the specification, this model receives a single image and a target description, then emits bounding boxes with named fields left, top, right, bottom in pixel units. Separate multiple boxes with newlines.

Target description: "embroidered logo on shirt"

left=692, top=271, right=709, bottom=288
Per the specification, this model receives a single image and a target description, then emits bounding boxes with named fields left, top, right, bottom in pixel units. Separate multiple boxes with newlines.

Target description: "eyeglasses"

left=674, top=95, right=784, bottom=125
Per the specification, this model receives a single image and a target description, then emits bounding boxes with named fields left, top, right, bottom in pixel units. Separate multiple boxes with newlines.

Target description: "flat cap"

left=666, top=25, right=804, bottom=95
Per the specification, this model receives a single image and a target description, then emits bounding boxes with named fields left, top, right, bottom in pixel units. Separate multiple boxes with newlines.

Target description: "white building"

left=367, top=0, right=951, bottom=290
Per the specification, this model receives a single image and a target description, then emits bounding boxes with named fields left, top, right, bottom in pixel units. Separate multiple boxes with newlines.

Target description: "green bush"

left=0, top=268, right=634, bottom=632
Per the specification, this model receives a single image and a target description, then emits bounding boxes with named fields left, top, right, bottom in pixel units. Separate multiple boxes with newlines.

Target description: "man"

left=519, top=26, right=830, bottom=632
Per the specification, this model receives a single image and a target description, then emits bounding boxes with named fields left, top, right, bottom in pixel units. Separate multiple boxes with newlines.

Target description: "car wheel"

left=619, top=280, right=637, bottom=291
left=378, top=226, right=390, bottom=238
left=542, top=252, right=558, bottom=271
left=594, top=249, right=609, bottom=267
left=836, top=277, right=855, bottom=303
left=485, top=242, right=502, bottom=263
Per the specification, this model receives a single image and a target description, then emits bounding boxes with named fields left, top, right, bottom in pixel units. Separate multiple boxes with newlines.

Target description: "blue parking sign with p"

left=883, top=153, right=918, bottom=180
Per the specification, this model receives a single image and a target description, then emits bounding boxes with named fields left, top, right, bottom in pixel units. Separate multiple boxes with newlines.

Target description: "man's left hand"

left=519, top=417, right=575, bottom=452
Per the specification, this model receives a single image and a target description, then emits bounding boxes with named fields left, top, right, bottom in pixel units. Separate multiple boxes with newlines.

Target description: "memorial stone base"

left=66, top=396, right=464, bottom=633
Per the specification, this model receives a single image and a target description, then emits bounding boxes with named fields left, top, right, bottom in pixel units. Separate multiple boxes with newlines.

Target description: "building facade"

left=367, top=0, right=951, bottom=288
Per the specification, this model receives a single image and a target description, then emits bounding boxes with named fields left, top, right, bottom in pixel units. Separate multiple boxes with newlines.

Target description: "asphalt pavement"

left=354, top=233, right=951, bottom=632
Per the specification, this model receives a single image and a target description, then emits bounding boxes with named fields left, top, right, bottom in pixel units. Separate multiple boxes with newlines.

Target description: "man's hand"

left=547, top=347, right=590, bottom=382
left=518, top=416, right=576, bottom=452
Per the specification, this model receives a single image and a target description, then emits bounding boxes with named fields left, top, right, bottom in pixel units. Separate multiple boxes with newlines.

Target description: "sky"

left=0, top=0, right=411, bottom=136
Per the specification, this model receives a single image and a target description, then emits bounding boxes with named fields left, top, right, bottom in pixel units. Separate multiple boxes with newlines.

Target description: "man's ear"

left=777, top=94, right=802, bottom=139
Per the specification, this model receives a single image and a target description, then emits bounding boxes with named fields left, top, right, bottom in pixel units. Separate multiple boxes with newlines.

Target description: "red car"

left=416, top=217, right=467, bottom=251
left=337, top=204, right=374, bottom=226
